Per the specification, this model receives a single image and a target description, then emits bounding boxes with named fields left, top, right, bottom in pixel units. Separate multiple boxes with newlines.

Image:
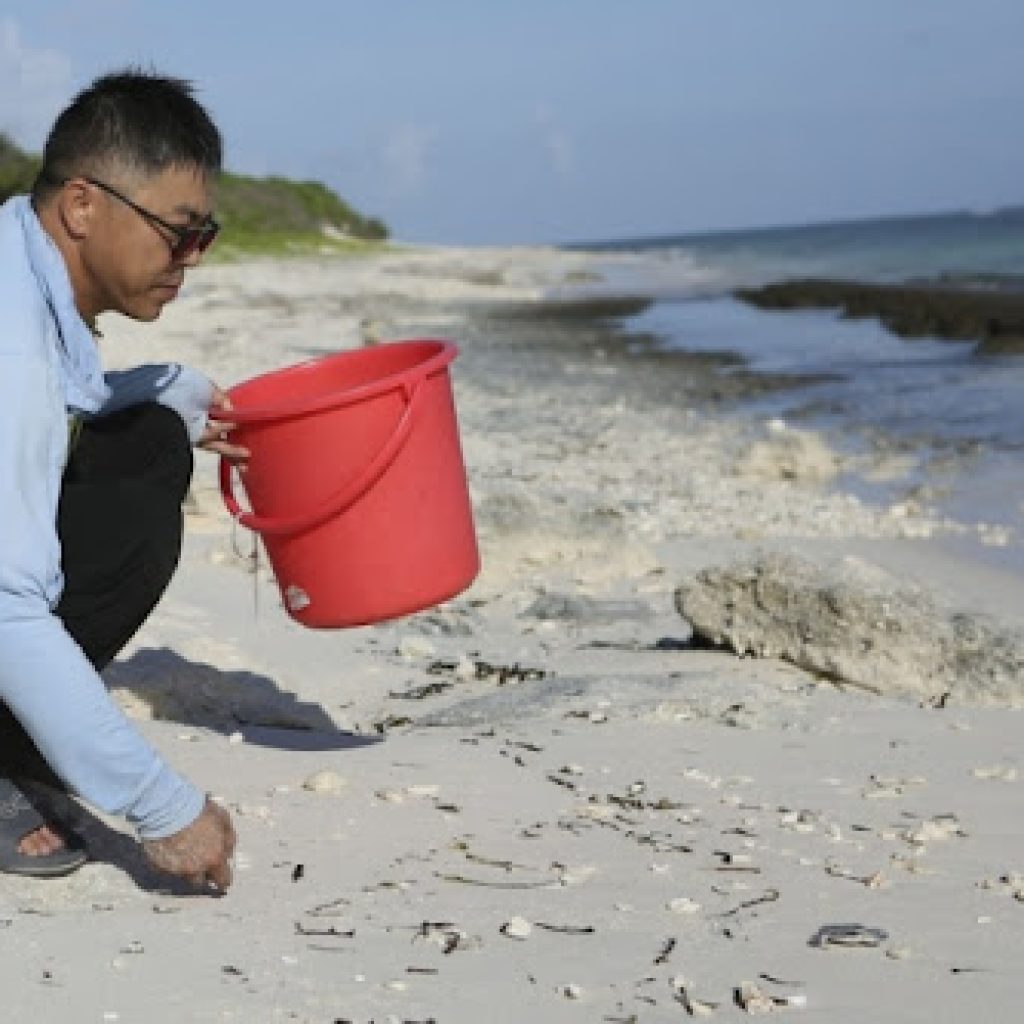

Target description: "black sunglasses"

left=79, top=176, right=219, bottom=261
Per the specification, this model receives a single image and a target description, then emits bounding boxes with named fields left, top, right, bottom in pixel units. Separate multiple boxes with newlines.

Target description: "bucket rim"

left=217, top=338, right=458, bottom=425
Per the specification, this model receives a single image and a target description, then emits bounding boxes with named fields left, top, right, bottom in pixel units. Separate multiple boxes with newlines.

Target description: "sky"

left=2, top=1, right=1022, bottom=245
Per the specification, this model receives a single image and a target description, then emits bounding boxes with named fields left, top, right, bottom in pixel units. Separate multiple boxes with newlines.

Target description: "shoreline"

left=607, top=281, right=1024, bottom=568
left=4, top=247, right=1022, bottom=1021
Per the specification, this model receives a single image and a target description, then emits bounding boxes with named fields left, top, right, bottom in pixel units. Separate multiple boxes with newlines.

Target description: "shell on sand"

left=302, top=770, right=347, bottom=795
left=500, top=916, right=532, bottom=940
left=667, top=896, right=702, bottom=915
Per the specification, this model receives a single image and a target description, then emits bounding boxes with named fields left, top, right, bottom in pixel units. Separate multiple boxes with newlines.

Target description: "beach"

left=3, top=245, right=1023, bottom=1022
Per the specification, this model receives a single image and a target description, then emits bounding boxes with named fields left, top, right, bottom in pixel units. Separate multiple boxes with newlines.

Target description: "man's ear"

left=57, top=179, right=97, bottom=241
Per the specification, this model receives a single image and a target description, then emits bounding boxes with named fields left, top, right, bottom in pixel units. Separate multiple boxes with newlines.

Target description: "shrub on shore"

left=0, top=134, right=387, bottom=256
left=0, top=133, right=40, bottom=200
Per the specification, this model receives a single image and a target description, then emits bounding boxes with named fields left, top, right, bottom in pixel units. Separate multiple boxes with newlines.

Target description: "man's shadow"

left=103, top=646, right=380, bottom=752
left=19, top=647, right=380, bottom=893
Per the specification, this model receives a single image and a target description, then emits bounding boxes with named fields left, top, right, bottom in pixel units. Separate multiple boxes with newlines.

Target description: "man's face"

left=80, top=164, right=215, bottom=322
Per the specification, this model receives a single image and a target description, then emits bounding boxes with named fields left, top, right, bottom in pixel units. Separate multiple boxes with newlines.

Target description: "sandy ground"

left=3, top=245, right=1022, bottom=1022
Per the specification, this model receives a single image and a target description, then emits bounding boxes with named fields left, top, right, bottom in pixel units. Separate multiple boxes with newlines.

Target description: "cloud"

left=535, top=104, right=575, bottom=181
left=380, top=124, right=438, bottom=197
left=0, top=17, right=73, bottom=148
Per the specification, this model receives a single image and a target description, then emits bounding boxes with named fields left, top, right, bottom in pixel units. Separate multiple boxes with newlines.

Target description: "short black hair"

left=33, top=69, right=222, bottom=203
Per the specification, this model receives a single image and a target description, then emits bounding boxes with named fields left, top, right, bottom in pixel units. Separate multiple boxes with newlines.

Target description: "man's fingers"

left=200, top=420, right=238, bottom=442
left=178, top=852, right=231, bottom=892
left=205, top=385, right=238, bottom=444
left=207, top=440, right=247, bottom=460
left=203, top=420, right=236, bottom=438
left=211, top=386, right=233, bottom=411
left=207, top=858, right=232, bottom=892
left=202, top=439, right=250, bottom=461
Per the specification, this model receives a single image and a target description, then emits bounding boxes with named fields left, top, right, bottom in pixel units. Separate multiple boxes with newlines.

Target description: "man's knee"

left=98, top=401, right=194, bottom=501
left=117, top=403, right=194, bottom=503
left=68, top=402, right=195, bottom=502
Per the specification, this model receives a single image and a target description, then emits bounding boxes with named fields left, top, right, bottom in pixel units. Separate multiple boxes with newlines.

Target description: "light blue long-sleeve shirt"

left=0, top=195, right=212, bottom=840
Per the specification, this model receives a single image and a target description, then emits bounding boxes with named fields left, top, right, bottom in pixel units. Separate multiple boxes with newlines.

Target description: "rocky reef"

left=736, top=278, right=1024, bottom=355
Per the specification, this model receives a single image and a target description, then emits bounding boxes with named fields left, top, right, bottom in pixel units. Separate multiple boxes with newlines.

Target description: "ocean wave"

left=565, top=247, right=741, bottom=300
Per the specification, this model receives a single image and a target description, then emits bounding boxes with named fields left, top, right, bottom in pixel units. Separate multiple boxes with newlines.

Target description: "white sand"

left=3, top=246, right=1022, bottom=1022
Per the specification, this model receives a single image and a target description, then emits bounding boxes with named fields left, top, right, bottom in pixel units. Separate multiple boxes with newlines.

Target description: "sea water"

left=581, top=207, right=1024, bottom=288
left=569, top=209, right=1024, bottom=572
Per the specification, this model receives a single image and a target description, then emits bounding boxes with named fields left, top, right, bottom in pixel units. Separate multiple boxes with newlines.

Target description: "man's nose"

left=179, top=246, right=205, bottom=269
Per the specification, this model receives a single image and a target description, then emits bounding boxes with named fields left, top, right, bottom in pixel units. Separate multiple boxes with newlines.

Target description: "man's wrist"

left=130, top=769, right=205, bottom=840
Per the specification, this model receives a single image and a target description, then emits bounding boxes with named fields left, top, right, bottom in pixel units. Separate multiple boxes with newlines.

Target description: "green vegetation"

left=212, top=171, right=388, bottom=258
left=0, top=133, right=388, bottom=258
left=0, top=133, right=41, bottom=200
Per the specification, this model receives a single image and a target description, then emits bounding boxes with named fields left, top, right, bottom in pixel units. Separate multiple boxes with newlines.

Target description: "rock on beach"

left=674, top=552, right=1024, bottom=704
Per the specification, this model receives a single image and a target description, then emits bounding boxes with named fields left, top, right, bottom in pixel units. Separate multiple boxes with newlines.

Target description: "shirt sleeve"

left=102, top=364, right=214, bottom=444
left=0, top=350, right=204, bottom=839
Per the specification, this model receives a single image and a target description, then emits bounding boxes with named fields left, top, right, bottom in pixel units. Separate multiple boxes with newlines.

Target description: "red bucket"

left=217, top=340, right=479, bottom=628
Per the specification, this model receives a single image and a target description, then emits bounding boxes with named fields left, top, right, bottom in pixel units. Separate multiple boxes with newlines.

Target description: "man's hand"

left=199, top=385, right=249, bottom=464
left=142, top=798, right=237, bottom=892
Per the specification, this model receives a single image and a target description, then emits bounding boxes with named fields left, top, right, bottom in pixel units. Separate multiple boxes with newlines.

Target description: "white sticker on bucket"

left=284, top=585, right=311, bottom=612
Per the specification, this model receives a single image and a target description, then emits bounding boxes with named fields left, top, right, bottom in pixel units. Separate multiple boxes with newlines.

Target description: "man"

left=0, top=70, right=245, bottom=889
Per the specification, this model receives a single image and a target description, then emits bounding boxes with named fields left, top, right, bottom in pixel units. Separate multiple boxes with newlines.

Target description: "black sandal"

left=0, top=777, right=88, bottom=878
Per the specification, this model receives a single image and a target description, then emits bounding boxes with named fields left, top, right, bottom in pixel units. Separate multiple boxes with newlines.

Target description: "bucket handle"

left=220, top=378, right=423, bottom=537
